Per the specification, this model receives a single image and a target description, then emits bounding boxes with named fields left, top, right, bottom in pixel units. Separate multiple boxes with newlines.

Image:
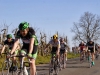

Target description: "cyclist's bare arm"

left=11, top=38, right=20, bottom=54
left=16, top=44, right=20, bottom=50
left=29, top=38, right=35, bottom=54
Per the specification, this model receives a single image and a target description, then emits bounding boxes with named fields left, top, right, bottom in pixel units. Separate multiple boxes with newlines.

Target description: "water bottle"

left=23, top=66, right=28, bottom=75
left=27, top=68, right=30, bottom=75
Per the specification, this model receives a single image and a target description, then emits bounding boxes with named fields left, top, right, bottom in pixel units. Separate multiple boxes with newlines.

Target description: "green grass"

left=36, top=55, right=51, bottom=65
left=36, top=52, right=80, bottom=65
left=67, top=53, right=80, bottom=59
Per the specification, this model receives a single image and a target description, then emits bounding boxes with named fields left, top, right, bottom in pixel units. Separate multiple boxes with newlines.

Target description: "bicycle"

left=14, top=54, right=37, bottom=75
left=95, top=50, right=99, bottom=60
left=87, top=50, right=93, bottom=68
left=59, top=51, right=66, bottom=69
left=1, top=53, right=18, bottom=75
left=80, top=50, right=87, bottom=63
left=49, top=53, right=59, bottom=75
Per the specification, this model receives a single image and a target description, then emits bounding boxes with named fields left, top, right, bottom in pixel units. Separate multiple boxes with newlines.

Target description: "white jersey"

left=60, top=42, right=67, bottom=50
left=49, top=40, right=60, bottom=48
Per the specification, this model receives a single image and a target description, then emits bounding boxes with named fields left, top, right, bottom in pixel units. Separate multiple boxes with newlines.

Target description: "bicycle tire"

left=54, top=60, right=59, bottom=75
left=63, top=57, right=67, bottom=69
left=54, top=65, right=59, bottom=75
left=89, top=56, right=92, bottom=68
left=49, top=61, right=54, bottom=75
left=9, top=62, right=19, bottom=75
left=16, top=70, right=24, bottom=75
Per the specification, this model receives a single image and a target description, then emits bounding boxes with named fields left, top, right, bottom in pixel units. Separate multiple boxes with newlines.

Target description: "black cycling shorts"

left=60, top=49, right=65, bottom=53
left=88, top=48, right=94, bottom=53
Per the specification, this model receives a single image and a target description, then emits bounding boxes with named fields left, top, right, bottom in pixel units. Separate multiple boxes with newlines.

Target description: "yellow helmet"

left=53, top=34, right=58, bottom=39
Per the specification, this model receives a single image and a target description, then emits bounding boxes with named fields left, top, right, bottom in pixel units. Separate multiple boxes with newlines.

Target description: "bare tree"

left=12, top=28, right=18, bottom=38
left=71, top=12, right=100, bottom=43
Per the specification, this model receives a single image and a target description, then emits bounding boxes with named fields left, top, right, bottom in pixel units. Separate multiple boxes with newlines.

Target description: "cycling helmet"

left=53, top=34, right=58, bottom=39
left=19, top=22, right=29, bottom=30
left=7, top=34, right=12, bottom=39
left=81, top=41, right=84, bottom=44
left=60, top=37, right=64, bottom=42
left=89, top=38, right=93, bottom=42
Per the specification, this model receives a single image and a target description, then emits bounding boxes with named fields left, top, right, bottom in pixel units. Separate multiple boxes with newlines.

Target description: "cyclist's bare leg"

left=65, top=51, right=67, bottom=61
left=88, top=51, right=91, bottom=57
left=56, top=50, right=60, bottom=62
left=30, top=59, right=36, bottom=75
left=91, top=53, right=95, bottom=62
left=80, top=51, right=83, bottom=61
left=12, top=57, right=17, bottom=66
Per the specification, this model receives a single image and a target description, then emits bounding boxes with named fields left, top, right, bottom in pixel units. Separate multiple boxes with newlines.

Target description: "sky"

left=0, top=0, right=100, bottom=48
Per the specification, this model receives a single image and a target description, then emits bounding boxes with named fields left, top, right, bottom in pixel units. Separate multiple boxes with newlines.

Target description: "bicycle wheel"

left=49, top=58, right=56, bottom=75
left=17, top=71, right=24, bottom=75
left=89, top=56, right=92, bottom=68
left=59, top=53, right=63, bottom=70
left=54, top=60, right=59, bottom=75
left=9, top=64, right=19, bottom=75
left=63, top=56, right=67, bottom=69
left=49, top=62, right=54, bottom=75
left=1, top=61, right=11, bottom=75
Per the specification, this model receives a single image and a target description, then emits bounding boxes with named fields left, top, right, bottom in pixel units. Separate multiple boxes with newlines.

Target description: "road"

left=36, top=57, right=100, bottom=75
left=1, top=57, right=100, bottom=75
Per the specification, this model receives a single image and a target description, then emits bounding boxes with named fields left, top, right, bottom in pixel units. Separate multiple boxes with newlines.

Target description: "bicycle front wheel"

left=54, top=61, right=59, bottom=75
left=49, top=62, right=54, bottom=75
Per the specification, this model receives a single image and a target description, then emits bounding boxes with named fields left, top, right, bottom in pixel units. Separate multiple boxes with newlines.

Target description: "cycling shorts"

left=19, top=49, right=38, bottom=60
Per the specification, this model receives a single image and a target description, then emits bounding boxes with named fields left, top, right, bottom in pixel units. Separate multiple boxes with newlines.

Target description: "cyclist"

left=86, top=38, right=95, bottom=66
left=60, top=37, right=67, bottom=61
left=95, top=43, right=99, bottom=59
left=0, top=34, right=19, bottom=69
left=79, top=41, right=85, bottom=61
left=45, top=34, right=60, bottom=66
left=10, top=22, right=38, bottom=75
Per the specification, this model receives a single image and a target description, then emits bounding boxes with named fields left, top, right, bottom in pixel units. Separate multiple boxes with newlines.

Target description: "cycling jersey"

left=4, top=39, right=14, bottom=49
left=49, top=40, right=60, bottom=53
left=60, top=42, right=67, bottom=53
left=86, top=42, right=94, bottom=53
left=16, top=27, right=38, bottom=54
left=60, top=42, right=67, bottom=50
left=79, top=44, right=85, bottom=51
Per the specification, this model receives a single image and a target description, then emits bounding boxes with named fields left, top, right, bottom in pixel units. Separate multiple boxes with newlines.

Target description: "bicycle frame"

left=49, top=53, right=59, bottom=75
left=1, top=53, right=17, bottom=75
left=87, top=50, right=92, bottom=68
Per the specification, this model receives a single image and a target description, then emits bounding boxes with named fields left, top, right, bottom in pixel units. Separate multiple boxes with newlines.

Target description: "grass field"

left=36, top=52, right=79, bottom=65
